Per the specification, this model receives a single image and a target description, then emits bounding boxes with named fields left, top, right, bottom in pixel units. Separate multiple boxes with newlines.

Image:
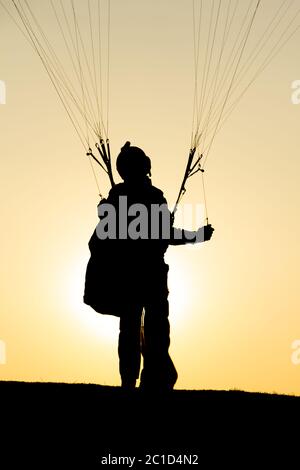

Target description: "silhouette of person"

left=84, top=142, right=214, bottom=391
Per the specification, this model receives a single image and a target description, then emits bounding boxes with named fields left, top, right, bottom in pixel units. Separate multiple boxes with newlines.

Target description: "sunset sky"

left=1, top=0, right=300, bottom=395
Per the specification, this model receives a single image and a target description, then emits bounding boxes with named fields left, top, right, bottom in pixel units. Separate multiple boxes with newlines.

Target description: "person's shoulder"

left=110, top=182, right=126, bottom=193
left=107, top=183, right=126, bottom=199
left=150, top=185, right=167, bottom=203
left=150, top=184, right=163, bottom=196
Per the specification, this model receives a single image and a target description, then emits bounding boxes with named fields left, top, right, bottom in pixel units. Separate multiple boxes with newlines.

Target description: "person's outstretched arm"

left=170, top=224, right=214, bottom=245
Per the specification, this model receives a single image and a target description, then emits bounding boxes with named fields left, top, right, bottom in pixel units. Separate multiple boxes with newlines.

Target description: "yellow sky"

left=1, top=0, right=300, bottom=395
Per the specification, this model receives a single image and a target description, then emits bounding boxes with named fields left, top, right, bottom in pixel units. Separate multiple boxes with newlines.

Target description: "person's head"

left=116, top=141, right=151, bottom=182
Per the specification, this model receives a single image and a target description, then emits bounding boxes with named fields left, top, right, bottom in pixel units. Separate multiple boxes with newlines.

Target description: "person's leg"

left=141, top=297, right=178, bottom=390
left=118, top=306, right=143, bottom=388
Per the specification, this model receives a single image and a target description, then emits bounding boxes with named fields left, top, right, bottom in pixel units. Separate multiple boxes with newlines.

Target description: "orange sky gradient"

left=1, top=0, right=300, bottom=395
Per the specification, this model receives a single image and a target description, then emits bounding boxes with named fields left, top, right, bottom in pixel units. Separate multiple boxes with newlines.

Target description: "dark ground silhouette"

left=1, top=381, right=299, bottom=466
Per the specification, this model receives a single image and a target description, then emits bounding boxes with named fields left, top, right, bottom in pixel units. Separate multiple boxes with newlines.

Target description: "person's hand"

left=196, top=224, right=214, bottom=242
left=204, top=224, right=214, bottom=241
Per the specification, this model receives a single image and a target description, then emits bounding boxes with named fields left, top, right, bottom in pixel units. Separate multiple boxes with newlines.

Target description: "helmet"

left=116, top=141, right=151, bottom=181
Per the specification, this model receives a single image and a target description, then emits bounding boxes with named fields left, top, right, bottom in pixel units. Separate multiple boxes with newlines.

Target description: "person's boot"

left=121, top=379, right=136, bottom=390
left=139, top=355, right=178, bottom=391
